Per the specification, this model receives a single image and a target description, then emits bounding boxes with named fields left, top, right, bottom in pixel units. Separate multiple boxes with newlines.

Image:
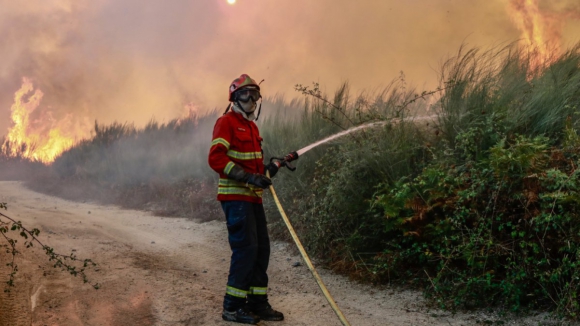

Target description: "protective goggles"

left=235, top=88, right=261, bottom=102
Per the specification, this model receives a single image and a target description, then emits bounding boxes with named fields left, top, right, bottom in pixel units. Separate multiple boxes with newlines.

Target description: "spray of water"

left=296, top=121, right=387, bottom=157
left=295, top=115, right=437, bottom=157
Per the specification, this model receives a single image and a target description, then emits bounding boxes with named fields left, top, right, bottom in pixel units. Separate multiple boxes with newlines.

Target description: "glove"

left=246, top=173, right=272, bottom=189
left=264, top=162, right=279, bottom=178
left=227, top=164, right=272, bottom=189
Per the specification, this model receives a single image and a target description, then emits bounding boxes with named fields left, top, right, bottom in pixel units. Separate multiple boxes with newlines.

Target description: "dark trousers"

left=221, top=201, right=271, bottom=311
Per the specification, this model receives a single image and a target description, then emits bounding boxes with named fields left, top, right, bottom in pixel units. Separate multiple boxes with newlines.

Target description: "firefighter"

left=208, top=74, right=284, bottom=324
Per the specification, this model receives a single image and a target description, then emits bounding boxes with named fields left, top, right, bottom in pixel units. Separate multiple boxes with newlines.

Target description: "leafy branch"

left=295, top=79, right=455, bottom=130
left=295, top=82, right=355, bottom=131
left=0, top=202, right=99, bottom=291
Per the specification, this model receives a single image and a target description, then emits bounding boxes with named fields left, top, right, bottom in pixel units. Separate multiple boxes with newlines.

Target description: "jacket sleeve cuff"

left=224, top=161, right=235, bottom=175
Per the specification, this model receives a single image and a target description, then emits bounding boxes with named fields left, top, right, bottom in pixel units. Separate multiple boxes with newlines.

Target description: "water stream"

left=296, top=121, right=386, bottom=157
left=295, top=115, right=437, bottom=157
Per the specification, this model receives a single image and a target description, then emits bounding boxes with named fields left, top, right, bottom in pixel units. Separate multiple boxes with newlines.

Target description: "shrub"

left=372, top=133, right=580, bottom=316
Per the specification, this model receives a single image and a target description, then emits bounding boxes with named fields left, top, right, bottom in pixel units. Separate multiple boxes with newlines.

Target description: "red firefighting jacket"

left=208, top=110, right=265, bottom=203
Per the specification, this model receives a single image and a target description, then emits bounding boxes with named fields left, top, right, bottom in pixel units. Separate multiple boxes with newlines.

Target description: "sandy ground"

left=0, top=181, right=568, bottom=326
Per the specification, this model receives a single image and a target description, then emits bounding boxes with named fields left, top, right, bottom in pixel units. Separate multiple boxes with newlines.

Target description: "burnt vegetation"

left=3, top=43, right=580, bottom=319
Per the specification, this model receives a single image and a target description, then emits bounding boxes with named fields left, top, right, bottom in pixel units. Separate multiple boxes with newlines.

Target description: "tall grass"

left=259, top=81, right=432, bottom=254
left=52, top=111, right=219, bottom=184
left=437, top=44, right=580, bottom=159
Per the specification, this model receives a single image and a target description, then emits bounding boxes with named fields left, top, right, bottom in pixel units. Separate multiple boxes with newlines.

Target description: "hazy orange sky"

left=1, top=0, right=580, bottom=137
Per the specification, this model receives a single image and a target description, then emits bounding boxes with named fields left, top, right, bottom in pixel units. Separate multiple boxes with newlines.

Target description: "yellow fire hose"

left=267, top=175, right=352, bottom=326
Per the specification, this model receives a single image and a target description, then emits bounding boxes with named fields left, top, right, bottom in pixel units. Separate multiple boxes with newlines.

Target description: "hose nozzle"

left=271, top=151, right=299, bottom=172
left=284, top=151, right=299, bottom=163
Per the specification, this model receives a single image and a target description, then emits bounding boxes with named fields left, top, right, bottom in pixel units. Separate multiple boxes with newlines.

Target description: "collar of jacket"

left=232, top=103, right=256, bottom=121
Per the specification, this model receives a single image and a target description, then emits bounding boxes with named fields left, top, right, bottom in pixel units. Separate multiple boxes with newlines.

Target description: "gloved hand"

left=246, top=173, right=272, bottom=189
left=227, top=164, right=272, bottom=189
left=264, top=162, right=279, bottom=178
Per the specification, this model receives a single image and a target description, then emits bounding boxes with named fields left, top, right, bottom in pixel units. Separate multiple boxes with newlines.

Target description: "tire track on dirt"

left=0, top=252, right=32, bottom=326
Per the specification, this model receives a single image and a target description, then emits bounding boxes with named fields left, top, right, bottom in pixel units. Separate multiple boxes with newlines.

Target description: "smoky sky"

left=1, top=0, right=579, bottom=137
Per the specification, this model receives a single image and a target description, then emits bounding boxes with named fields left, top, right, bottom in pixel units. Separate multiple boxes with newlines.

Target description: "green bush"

left=372, top=133, right=580, bottom=316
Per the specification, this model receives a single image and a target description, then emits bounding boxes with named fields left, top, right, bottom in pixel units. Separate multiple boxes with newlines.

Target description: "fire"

left=2, top=77, right=76, bottom=163
left=507, top=0, right=580, bottom=71
left=508, top=0, right=556, bottom=71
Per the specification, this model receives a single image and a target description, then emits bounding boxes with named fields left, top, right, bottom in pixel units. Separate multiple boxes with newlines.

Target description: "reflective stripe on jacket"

left=208, top=111, right=265, bottom=203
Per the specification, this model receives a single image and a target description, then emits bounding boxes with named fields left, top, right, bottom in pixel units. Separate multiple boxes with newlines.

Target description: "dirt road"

left=0, top=181, right=559, bottom=325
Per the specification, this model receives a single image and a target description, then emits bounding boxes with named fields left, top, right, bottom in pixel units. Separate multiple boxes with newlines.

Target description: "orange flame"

left=508, top=0, right=559, bottom=71
left=2, top=77, right=77, bottom=163
left=507, top=0, right=580, bottom=71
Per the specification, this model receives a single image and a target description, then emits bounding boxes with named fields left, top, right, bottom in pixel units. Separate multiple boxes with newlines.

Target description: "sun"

left=227, top=0, right=236, bottom=4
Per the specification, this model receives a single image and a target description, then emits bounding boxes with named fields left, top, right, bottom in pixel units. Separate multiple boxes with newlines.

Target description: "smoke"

left=1, top=0, right=579, bottom=137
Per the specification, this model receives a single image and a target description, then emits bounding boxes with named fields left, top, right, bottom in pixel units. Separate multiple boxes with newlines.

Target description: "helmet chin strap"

left=255, top=100, right=262, bottom=121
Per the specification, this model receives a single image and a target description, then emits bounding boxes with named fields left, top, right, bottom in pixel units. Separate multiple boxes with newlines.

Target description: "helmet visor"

left=235, top=88, right=261, bottom=102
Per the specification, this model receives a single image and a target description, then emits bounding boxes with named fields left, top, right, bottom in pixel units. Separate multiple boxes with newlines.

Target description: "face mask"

left=239, top=99, right=257, bottom=113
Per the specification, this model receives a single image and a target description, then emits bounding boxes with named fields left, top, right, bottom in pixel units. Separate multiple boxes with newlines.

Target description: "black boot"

left=222, top=307, right=261, bottom=324
left=249, top=303, right=284, bottom=321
